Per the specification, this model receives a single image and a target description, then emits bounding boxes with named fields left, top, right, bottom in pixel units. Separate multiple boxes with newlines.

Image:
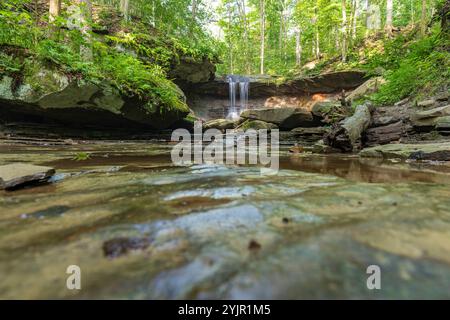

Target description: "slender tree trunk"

left=190, top=0, right=197, bottom=35
left=341, top=0, right=347, bottom=62
left=120, top=0, right=130, bottom=21
left=364, top=0, right=370, bottom=36
left=314, top=1, right=320, bottom=59
left=295, top=27, right=302, bottom=67
left=351, top=0, right=358, bottom=40
left=49, top=0, right=61, bottom=23
left=260, top=0, right=265, bottom=75
left=421, top=0, right=427, bottom=35
left=386, top=0, right=393, bottom=35
left=228, top=5, right=234, bottom=74
left=410, top=0, right=415, bottom=25
left=237, top=0, right=251, bottom=74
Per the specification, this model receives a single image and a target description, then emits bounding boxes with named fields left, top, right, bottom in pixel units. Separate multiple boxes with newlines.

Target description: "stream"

left=1, top=140, right=450, bottom=299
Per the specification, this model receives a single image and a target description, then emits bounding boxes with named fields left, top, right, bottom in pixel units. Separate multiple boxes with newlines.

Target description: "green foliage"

left=370, top=29, right=450, bottom=105
left=0, top=1, right=193, bottom=113
left=72, top=152, right=91, bottom=161
left=0, top=52, right=23, bottom=74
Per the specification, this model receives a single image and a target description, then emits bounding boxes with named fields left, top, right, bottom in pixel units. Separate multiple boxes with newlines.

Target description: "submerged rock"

left=0, top=163, right=55, bottom=190
left=102, top=237, right=151, bottom=259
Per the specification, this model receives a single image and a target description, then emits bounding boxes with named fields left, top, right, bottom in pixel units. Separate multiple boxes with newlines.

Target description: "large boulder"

left=169, top=56, right=216, bottom=84
left=236, top=119, right=278, bottom=131
left=240, top=107, right=318, bottom=130
left=203, top=118, right=237, bottom=131
left=0, top=64, right=189, bottom=130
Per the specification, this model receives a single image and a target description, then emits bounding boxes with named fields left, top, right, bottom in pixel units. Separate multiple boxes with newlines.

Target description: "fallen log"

left=324, top=103, right=373, bottom=152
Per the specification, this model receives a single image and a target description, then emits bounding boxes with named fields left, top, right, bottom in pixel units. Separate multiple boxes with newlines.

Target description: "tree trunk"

left=191, top=0, right=197, bottom=35
left=237, top=0, right=251, bottom=74
left=295, top=27, right=302, bottom=66
left=120, top=0, right=130, bottom=21
left=351, top=0, right=358, bottom=40
left=341, top=0, right=347, bottom=62
left=386, top=0, right=393, bottom=35
left=260, top=0, right=265, bottom=75
left=421, top=0, right=427, bottom=35
left=324, top=103, right=373, bottom=152
left=49, top=0, right=61, bottom=23
left=442, top=0, right=449, bottom=31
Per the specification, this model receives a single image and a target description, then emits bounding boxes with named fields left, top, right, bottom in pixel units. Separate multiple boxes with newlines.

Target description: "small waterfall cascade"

left=226, top=75, right=250, bottom=120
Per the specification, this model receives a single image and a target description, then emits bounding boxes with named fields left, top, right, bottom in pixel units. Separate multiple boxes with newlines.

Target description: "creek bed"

left=1, top=140, right=450, bottom=299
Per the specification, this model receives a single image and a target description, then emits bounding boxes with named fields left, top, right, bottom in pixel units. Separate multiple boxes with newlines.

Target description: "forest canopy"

left=0, top=0, right=449, bottom=108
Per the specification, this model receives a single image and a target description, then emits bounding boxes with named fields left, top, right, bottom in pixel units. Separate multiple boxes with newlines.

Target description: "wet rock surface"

left=360, top=142, right=450, bottom=160
left=1, top=141, right=450, bottom=299
left=0, top=163, right=55, bottom=190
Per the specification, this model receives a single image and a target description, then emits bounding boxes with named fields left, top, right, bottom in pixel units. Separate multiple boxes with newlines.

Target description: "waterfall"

left=226, top=75, right=250, bottom=120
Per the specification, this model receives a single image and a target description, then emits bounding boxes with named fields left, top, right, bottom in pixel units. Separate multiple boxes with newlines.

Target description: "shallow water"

left=1, top=141, right=450, bottom=299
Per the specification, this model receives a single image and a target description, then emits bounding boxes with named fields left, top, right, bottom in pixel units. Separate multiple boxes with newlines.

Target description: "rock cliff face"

left=0, top=63, right=189, bottom=130
left=182, top=71, right=367, bottom=120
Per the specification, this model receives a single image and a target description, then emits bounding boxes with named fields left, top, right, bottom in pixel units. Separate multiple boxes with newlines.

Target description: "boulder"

left=203, top=118, right=237, bottom=131
left=0, top=63, right=189, bottom=130
left=360, top=142, right=450, bottom=161
left=169, top=56, right=216, bottom=84
left=435, top=116, right=450, bottom=133
left=236, top=120, right=278, bottom=131
left=0, top=163, right=55, bottom=190
left=240, top=107, right=317, bottom=130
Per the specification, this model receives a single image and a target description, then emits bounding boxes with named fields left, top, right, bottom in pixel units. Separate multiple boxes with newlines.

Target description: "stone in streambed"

left=102, top=237, right=151, bottom=259
left=203, top=118, right=237, bottom=131
left=360, top=142, right=450, bottom=161
left=240, top=107, right=317, bottom=130
left=236, top=120, right=278, bottom=131
left=0, top=163, right=55, bottom=190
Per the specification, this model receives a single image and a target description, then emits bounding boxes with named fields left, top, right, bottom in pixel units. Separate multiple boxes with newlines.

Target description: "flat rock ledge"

left=360, top=142, right=450, bottom=161
left=0, top=163, right=55, bottom=190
